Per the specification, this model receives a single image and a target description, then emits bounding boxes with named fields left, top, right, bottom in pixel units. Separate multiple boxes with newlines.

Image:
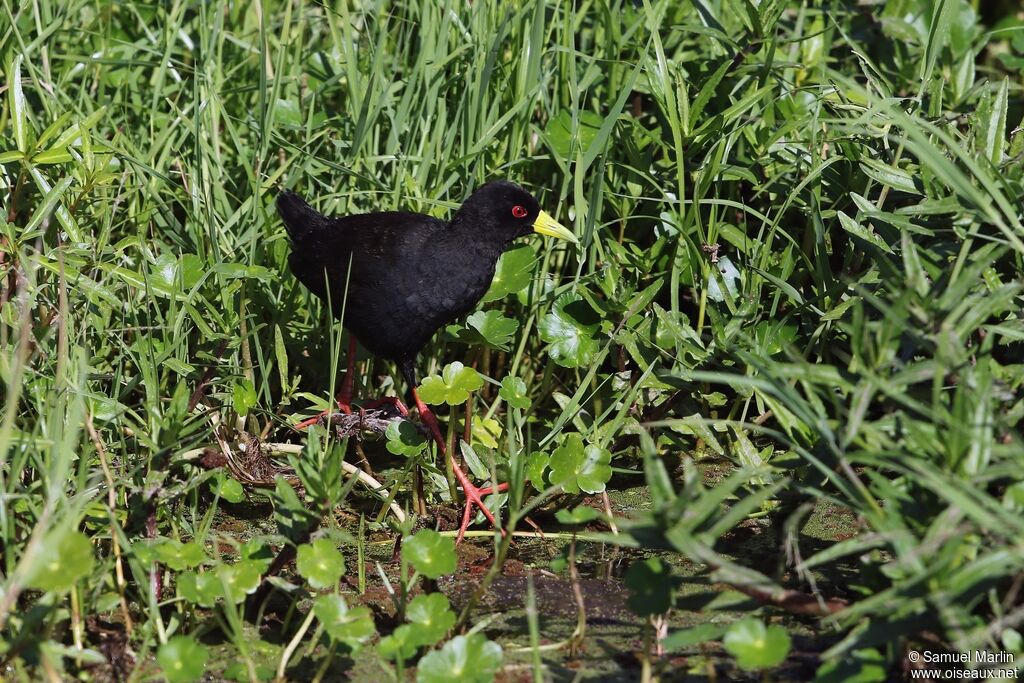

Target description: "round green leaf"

left=706, top=255, right=742, bottom=303
left=538, top=294, right=601, bottom=368
left=232, top=379, right=257, bottom=417
left=752, top=321, right=798, bottom=356
left=177, top=571, right=220, bottom=608
left=515, top=272, right=555, bottom=306
left=418, top=362, right=485, bottom=406
left=416, top=633, right=502, bottom=683
left=173, top=541, right=205, bottom=570
left=418, top=377, right=450, bottom=405
left=215, top=475, right=246, bottom=504
left=217, top=559, right=263, bottom=603
left=576, top=444, right=613, bottom=493
left=24, top=527, right=94, bottom=592
left=467, top=416, right=502, bottom=450
left=465, top=310, right=519, bottom=350
left=157, top=635, right=209, bottom=683
left=274, top=97, right=303, bottom=126
left=548, top=433, right=612, bottom=495
left=379, top=624, right=421, bottom=661
left=624, top=557, right=677, bottom=616
left=545, top=109, right=604, bottom=159
left=498, top=376, right=531, bottom=410
left=239, top=539, right=274, bottom=572
left=554, top=505, right=601, bottom=525
left=482, top=245, right=536, bottom=302
left=178, top=253, right=204, bottom=289
left=224, top=660, right=276, bottom=682
left=151, top=252, right=180, bottom=294
left=132, top=541, right=161, bottom=565
left=402, top=529, right=457, bottom=579
left=406, top=593, right=455, bottom=646
left=722, top=618, right=791, bottom=670
left=525, top=452, right=549, bottom=491
left=154, top=539, right=205, bottom=571
left=296, top=538, right=346, bottom=589
left=386, top=420, right=428, bottom=457
left=313, top=594, right=376, bottom=649
left=549, top=548, right=568, bottom=574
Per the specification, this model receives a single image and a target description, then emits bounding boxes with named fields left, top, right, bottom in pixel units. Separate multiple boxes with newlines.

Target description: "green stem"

left=276, top=608, right=316, bottom=680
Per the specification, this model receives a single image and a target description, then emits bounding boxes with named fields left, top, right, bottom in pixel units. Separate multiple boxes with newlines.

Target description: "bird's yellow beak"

left=533, top=210, right=579, bottom=244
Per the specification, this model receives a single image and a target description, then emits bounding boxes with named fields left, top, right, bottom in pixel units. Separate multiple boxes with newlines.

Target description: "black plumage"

left=278, top=181, right=573, bottom=387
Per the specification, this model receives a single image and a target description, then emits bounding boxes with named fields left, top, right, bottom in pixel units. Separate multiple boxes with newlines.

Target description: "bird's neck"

left=443, top=214, right=510, bottom=261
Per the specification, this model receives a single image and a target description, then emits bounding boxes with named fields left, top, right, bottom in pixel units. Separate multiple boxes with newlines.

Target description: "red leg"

left=410, top=387, right=447, bottom=453
left=410, top=388, right=507, bottom=543
left=294, top=336, right=358, bottom=430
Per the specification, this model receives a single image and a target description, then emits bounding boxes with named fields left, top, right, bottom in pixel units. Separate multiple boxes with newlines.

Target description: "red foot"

left=454, top=474, right=509, bottom=544
left=410, top=388, right=507, bottom=543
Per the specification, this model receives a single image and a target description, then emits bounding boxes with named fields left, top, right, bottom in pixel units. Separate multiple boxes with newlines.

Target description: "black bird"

left=277, top=181, right=577, bottom=541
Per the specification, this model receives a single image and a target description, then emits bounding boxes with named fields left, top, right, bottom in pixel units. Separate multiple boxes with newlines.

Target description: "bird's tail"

left=277, top=190, right=332, bottom=244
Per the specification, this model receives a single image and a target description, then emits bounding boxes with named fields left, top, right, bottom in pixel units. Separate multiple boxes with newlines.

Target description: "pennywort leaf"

left=402, top=529, right=456, bottom=579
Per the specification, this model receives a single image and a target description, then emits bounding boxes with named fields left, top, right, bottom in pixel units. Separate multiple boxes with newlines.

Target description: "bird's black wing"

left=279, top=191, right=428, bottom=289
left=331, top=213, right=451, bottom=359
left=279, top=191, right=448, bottom=351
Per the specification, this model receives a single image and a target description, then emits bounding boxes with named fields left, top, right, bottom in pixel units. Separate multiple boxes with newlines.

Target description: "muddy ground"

left=191, top=454, right=859, bottom=682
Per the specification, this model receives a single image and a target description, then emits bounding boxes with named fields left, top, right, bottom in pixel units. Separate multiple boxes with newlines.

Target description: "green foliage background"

left=2, top=0, right=1023, bottom=680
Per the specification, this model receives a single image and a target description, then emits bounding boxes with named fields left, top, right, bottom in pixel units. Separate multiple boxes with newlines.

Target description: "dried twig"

left=723, top=573, right=848, bottom=617
left=321, top=408, right=411, bottom=440
left=187, top=414, right=408, bottom=525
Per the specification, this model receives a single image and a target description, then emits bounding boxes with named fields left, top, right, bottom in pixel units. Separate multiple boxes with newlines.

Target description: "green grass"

left=2, top=0, right=1024, bottom=680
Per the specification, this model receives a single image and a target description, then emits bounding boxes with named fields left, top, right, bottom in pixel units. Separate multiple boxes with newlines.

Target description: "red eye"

left=511, top=205, right=528, bottom=218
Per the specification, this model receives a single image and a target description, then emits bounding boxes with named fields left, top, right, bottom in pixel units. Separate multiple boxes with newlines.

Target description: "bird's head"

left=457, top=181, right=578, bottom=247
